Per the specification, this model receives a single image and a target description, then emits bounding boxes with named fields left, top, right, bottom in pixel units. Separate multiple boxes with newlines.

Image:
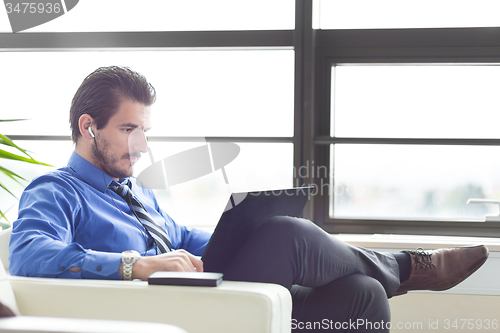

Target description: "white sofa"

left=0, top=227, right=292, bottom=333
left=0, top=255, right=187, bottom=333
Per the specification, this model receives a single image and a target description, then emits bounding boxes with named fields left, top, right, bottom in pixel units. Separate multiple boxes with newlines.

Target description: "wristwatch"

left=121, top=250, right=141, bottom=280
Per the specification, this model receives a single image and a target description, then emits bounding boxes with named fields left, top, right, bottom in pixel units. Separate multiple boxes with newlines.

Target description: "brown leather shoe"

left=395, top=245, right=489, bottom=296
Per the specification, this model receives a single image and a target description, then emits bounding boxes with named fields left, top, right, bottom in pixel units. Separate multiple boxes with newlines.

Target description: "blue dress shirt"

left=9, top=152, right=212, bottom=279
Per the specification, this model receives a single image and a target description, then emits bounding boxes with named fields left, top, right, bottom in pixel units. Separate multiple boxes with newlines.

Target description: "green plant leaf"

left=0, top=165, right=25, bottom=184
left=0, top=148, right=52, bottom=166
left=0, top=133, right=34, bottom=159
left=0, top=180, right=17, bottom=199
left=0, top=121, right=36, bottom=159
left=0, top=119, right=52, bottom=227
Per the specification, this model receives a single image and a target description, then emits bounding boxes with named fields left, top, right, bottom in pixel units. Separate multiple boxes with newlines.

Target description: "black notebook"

left=148, top=271, right=223, bottom=287
left=202, top=186, right=312, bottom=274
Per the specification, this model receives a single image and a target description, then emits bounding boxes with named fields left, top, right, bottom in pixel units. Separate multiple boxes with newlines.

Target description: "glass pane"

left=316, top=0, right=500, bottom=29
left=0, top=0, right=294, bottom=33
left=136, top=141, right=294, bottom=228
left=0, top=50, right=294, bottom=137
left=332, top=64, right=500, bottom=138
left=0, top=139, right=293, bottom=227
left=331, top=144, right=500, bottom=221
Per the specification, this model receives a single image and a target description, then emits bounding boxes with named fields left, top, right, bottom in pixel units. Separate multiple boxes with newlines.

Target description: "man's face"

left=91, top=99, right=151, bottom=180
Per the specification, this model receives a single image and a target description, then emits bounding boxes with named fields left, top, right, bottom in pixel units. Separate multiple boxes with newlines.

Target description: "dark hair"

left=69, top=66, right=156, bottom=142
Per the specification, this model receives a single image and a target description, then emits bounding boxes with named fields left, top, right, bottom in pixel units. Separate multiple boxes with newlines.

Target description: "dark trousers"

left=222, top=216, right=400, bottom=332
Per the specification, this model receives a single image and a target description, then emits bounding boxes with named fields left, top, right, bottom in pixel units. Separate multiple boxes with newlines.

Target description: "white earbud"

left=88, top=126, right=95, bottom=138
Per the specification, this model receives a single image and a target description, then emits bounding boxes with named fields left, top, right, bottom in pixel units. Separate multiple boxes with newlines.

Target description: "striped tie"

left=110, top=181, right=172, bottom=253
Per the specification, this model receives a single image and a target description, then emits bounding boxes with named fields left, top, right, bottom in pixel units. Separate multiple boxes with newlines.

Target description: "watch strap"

left=122, top=250, right=140, bottom=280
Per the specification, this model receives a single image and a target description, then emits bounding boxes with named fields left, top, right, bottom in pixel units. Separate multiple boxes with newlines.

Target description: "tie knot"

left=109, top=180, right=131, bottom=199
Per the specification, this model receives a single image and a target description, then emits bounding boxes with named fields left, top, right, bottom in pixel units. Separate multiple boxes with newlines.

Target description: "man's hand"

left=119, top=249, right=204, bottom=281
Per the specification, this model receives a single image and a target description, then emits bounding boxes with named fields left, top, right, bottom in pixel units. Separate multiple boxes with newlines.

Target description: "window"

left=331, top=144, right=500, bottom=221
left=3, top=1, right=500, bottom=237
left=0, top=0, right=295, bottom=32
left=331, top=64, right=500, bottom=221
left=332, top=64, right=500, bottom=139
left=312, top=27, right=500, bottom=237
left=1, top=50, right=294, bottom=137
left=0, top=5, right=295, bottom=226
left=314, top=0, right=500, bottom=29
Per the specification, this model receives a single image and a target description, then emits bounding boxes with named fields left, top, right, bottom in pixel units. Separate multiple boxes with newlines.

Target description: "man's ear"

left=78, top=114, right=95, bottom=140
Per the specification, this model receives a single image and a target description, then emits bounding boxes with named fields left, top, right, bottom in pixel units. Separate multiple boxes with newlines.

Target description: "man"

left=9, top=66, right=488, bottom=332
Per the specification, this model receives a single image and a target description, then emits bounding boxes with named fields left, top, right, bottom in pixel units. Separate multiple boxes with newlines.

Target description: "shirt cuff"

left=81, top=250, right=122, bottom=280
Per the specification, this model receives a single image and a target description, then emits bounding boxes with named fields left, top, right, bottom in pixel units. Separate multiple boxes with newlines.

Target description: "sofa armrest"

left=0, top=316, right=187, bottom=333
left=0, top=228, right=11, bottom=272
left=9, top=276, right=292, bottom=333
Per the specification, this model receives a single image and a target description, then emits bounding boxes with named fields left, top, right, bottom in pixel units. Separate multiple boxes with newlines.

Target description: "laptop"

left=202, top=186, right=313, bottom=274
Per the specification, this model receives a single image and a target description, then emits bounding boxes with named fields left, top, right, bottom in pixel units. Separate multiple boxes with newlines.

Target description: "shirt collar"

left=67, top=151, right=130, bottom=193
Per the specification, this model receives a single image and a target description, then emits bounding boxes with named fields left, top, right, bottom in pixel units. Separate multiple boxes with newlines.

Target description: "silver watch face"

left=122, top=250, right=141, bottom=264
left=122, top=250, right=141, bottom=258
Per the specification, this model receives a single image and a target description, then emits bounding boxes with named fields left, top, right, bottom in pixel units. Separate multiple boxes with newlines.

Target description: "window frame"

left=309, top=27, right=500, bottom=237
left=0, top=29, right=299, bottom=224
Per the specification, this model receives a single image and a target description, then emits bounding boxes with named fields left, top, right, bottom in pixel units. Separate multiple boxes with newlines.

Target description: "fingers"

left=157, top=250, right=203, bottom=272
left=187, top=252, right=204, bottom=272
left=131, top=250, right=203, bottom=280
left=174, top=249, right=204, bottom=272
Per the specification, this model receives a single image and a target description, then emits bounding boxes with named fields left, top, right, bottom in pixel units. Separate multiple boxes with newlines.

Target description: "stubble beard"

left=91, top=136, right=135, bottom=180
